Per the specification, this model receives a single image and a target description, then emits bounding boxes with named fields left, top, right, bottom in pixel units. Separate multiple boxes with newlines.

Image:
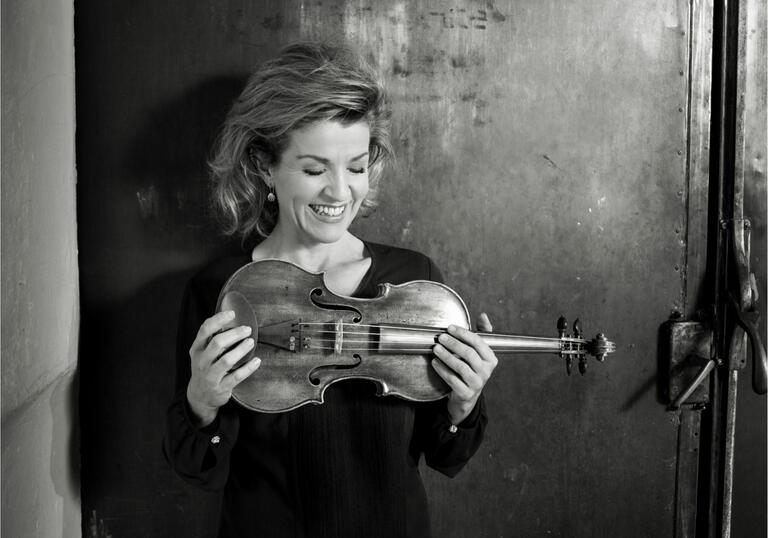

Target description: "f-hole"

left=310, top=288, right=363, bottom=322
left=308, top=354, right=363, bottom=386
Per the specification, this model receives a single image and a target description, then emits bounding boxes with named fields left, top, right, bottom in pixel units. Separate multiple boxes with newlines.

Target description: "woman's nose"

left=325, top=169, right=351, bottom=199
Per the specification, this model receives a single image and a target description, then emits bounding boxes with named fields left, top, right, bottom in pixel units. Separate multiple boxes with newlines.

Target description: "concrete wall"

left=1, top=0, right=80, bottom=536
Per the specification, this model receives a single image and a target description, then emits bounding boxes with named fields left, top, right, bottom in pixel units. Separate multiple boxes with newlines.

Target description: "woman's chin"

left=299, top=208, right=357, bottom=245
left=298, top=221, right=351, bottom=245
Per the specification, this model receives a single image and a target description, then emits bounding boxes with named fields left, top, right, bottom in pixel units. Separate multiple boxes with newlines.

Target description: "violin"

left=217, top=259, right=616, bottom=413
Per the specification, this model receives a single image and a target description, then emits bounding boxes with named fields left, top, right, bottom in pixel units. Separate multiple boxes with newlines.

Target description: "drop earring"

left=267, top=187, right=276, bottom=203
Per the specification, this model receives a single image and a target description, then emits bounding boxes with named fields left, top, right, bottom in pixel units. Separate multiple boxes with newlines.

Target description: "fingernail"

left=243, top=326, right=252, bottom=334
left=438, top=333, right=448, bottom=343
left=245, top=338, right=255, bottom=347
left=434, top=343, right=444, bottom=353
left=225, top=310, right=235, bottom=319
left=447, top=325, right=456, bottom=333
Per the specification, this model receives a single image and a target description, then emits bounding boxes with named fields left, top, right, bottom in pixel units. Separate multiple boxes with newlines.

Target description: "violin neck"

left=376, top=326, right=568, bottom=355
left=478, top=332, right=565, bottom=354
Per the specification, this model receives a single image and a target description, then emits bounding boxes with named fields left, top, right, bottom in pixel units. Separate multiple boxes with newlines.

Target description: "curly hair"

left=208, top=41, right=393, bottom=241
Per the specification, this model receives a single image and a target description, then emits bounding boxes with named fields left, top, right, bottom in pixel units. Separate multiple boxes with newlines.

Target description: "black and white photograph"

left=2, top=1, right=766, bottom=537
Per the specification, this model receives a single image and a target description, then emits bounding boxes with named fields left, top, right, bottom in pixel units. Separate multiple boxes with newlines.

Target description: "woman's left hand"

left=431, top=312, right=498, bottom=425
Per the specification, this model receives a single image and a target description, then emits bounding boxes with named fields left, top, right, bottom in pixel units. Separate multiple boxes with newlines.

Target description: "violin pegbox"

left=556, top=315, right=615, bottom=375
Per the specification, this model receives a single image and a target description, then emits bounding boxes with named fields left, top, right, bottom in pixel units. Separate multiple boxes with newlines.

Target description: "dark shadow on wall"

left=123, top=75, right=251, bottom=244
left=126, top=75, right=249, bottom=181
left=80, top=271, right=223, bottom=538
left=50, top=369, right=81, bottom=538
left=79, top=76, right=259, bottom=537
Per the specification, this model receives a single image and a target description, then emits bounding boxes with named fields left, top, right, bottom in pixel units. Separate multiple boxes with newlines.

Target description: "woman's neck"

left=252, top=228, right=365, bottom=273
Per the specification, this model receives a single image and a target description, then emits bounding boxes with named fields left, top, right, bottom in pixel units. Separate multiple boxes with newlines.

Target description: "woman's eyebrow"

left=296, top=152, right=369, bottom=164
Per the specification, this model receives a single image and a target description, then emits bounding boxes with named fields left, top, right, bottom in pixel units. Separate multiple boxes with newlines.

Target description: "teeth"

left=310, top=204, right=345, bottom=217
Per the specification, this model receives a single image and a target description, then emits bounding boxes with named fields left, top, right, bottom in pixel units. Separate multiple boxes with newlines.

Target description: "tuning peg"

left=573, top=318, right=582, bottom=338
left=558, top=316, right=570, bottom=374
left=578, top=355, right=588, bottom=375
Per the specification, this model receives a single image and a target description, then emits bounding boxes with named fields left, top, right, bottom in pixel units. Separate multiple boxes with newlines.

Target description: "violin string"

left=300, top=333, right=584, bottom=353
left=266, top=334, right=580, bottom=351
left=287, top=333, right=584, bottom=350
left=290, top=344, right=585, bottom=354
left=294, top=323, right=585, bottom=342
left=297, top=321, right=557, bottom=340
left=299, top=321, right=586, bottom=343
left=297, top=336, right=582, bottom=354
left=297, top=321, right=583, bottom=341
left=295, top=328, right=586, bottom=344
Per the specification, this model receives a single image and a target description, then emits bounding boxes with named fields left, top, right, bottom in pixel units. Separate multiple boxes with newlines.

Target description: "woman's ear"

left=248, top=144, right=273, bottom=182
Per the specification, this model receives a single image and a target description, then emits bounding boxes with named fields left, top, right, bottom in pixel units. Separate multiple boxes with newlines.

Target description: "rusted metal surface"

left=731, top=0, right=768, bottom=391
left=721, top=370, right=739, bottom=538
left=675, top=407, right=704, bottom=538
left=683, top=0, right=715, bottom=319
left=720, top=0, right=768, bottom=535
left=731, top=0, right=768, bottom=533
left=344, top=2, right=690, bottom=534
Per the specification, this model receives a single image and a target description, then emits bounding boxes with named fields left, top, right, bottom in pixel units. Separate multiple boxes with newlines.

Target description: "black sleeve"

left=427, top=256, right=444, bottom=284
left=162, top=277, right=240, bottom=491
left=414, top=255, right=488, bottom=477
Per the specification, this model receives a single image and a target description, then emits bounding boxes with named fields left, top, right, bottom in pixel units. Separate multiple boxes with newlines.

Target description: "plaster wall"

left=1, top=0, right=80, bottom=535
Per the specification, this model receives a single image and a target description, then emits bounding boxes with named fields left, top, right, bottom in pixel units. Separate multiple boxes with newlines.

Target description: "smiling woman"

left=163, top=42, right=497, bottom=538
left=208, top=43, right=392, bottom=241
left=258, top=122, right=371, bottom=255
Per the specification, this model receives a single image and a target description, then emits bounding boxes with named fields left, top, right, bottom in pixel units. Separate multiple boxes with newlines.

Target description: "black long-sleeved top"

left=164, top=241, right=487, bottom=538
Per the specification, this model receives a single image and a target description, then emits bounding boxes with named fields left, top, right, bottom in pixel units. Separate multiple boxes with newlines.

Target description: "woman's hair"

left=208, top=41, right=393, bottom=241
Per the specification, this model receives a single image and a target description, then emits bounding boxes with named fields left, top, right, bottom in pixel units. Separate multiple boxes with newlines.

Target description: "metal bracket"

left=664, top=321, right=715, bottom=408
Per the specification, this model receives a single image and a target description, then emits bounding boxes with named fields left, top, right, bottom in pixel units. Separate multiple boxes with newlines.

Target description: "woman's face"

left=269, top=120, right=370, bottom=247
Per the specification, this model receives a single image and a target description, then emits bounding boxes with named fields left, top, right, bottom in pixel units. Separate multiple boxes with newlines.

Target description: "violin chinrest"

left=220, top=290, right=259, bottom=369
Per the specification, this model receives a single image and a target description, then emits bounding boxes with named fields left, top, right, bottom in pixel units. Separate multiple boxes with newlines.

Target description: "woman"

left=164, top=42, right=498, bottom=538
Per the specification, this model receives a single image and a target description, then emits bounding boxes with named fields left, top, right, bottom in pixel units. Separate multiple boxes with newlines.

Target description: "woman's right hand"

left=186, top=310, right=261, bottom=427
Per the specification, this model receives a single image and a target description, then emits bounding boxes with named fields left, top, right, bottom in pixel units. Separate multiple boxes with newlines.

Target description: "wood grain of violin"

left=216, top=259, right=616, bottom=413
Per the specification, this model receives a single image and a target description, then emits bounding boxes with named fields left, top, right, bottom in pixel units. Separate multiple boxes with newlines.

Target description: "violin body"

left=217, top=259, right=615, bottom=413
left=217, top=259, right=471, bottom=413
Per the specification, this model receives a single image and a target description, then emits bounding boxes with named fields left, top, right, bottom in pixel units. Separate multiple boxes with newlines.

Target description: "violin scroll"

left=557, top=316, right=616, bottom=375
left=588, top=333, right=615, bottom=362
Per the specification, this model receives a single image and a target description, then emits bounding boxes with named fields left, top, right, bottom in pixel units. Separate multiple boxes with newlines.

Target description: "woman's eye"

left=349, top=167, right=367, bottom=174
left=303, top=169, right=325, bottom=176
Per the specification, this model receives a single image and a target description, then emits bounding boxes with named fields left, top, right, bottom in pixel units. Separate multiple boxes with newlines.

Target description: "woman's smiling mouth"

left=309, top=204, right=346, bottom=217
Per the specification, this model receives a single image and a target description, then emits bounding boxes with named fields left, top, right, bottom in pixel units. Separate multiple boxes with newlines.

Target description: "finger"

left=431, top=357, right=475, bottom=400
left=446, top=325, right=496, bottom=364
left=437, top=333, right=483, bottom=373
left=206, top=325, right=253, bottom=360
left=212, top=337, right=256, bottom=378
left=222, top=356, right=262, bottom=390
left=433, top=344, right=483, bottom=391
left=477, top=312, right=493, bottom=333
left=191, top=311, right=237, bottom=353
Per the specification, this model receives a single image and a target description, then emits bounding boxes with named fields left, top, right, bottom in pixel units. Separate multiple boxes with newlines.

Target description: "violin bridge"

left=334, top=319, right=343, bottom=354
